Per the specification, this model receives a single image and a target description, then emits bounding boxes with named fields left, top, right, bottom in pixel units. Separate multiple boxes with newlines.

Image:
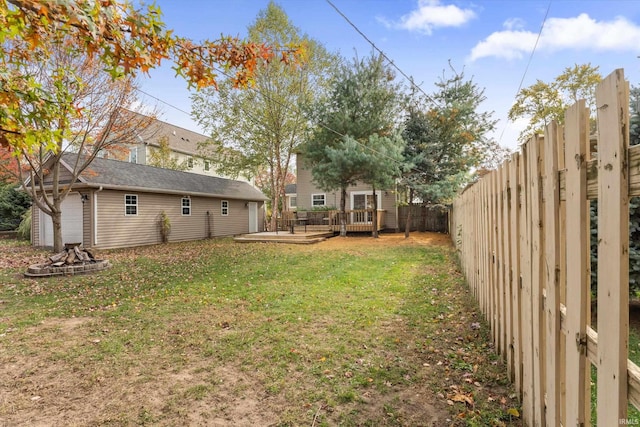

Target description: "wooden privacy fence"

left=397, top=205, right=450, bottom=233
left=451, top=69, right=639, bottom=426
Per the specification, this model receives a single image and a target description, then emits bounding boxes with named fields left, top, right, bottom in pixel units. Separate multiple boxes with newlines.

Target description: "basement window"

left=125, top=194, right=138, bottom=216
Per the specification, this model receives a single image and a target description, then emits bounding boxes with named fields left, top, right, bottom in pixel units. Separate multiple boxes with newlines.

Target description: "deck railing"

left=326, top=209, right=386, bottom=232
left=277, top=209, right=386, bottom=232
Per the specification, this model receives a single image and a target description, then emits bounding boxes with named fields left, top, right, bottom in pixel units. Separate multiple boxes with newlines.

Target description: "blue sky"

left=139, top=0, right=640, bottom=151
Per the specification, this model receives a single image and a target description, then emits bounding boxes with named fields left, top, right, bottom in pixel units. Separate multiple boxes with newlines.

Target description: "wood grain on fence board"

left=510, top=152, right=523, bottom=394
left=543, top=121, right=562, bottom=426
left=562, top=100, right=590, bottom=426
left=519, top=144, right=535, bottom=425
left=595, top=68, right=630, bottom=425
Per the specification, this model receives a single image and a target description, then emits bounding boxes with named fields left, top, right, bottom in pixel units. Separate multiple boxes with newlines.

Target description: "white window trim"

left=311, top=193, right=326, bottom=207
left=289, top=193, right=297, bottom=209
left=221, top=200, right=229, bottom=216
left=125, top=194, right=138, bottom=216
left=181, top=197, right=191, bottom=216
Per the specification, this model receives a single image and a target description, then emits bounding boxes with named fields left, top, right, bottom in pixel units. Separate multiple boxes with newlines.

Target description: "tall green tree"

left=191, top=2, right=337, bottom=230
left=401, top=67, right=502, bottom=237
left=0, top=182, right=30, bottom=231
left=508, top=63, right=602, bottom=142
left=303, top=54, right=405, bottom=237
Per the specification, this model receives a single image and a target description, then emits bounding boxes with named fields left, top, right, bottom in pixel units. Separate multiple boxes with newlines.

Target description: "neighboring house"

left=31, top=154, right=267, bottom=249
left=295, top=153, right=400, bottom=232
left=105, top=112, right=253, bottom=184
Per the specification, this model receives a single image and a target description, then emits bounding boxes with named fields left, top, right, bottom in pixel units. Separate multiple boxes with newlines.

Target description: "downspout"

left=395, top=180, right=400, bottom=232
left=93, top=186, right=103, bottom=247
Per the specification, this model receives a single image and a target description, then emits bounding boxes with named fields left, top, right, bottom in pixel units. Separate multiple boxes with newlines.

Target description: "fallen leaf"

left=507, top=408, right=520, bottom=417
left=450, top=392, right=474, bottom=406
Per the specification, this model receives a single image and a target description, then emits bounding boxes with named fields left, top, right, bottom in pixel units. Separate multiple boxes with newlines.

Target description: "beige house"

left=107, top=113, right=253, bottom=184
left=294, top=153, right=400, bottom=232
left=32, top=154, right=266, bottom=249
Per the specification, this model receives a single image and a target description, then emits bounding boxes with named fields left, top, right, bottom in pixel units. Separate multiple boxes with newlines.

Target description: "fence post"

left=563, top=99, right=590, bottom=425
left=596, top=69, right=630, bottom=425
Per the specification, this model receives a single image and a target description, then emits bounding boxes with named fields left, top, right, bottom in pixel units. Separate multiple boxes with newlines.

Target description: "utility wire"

left=135, top=87, right=193, bottom=117
left=325, top=0, right=439, bottom=107
left=497, top=0, right=552, bottom=145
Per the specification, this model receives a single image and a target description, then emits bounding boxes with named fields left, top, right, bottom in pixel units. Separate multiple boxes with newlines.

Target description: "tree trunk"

left=404, top=188, right=413, bottom=239
left=51, top=206, right=63, bottom=253
left=340, top=187, right=347, bottom=237
left=371, top=185, right=378, bottom=238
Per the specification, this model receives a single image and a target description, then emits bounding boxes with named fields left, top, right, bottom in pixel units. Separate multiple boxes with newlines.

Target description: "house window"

left=289, top=195, right=297, bottom=209
left=182, top=197, right=191, bottom=216
left=125, top=194, right=138, bottom=216
left=129, top=146, right=137, bottom=164
left=221, top=200, right=229, bottom=216
left=187, top=157, right=194, bottom=169
left=312, top=193, right=326, bottom=207
left=204, top=160, right=210, bottom=171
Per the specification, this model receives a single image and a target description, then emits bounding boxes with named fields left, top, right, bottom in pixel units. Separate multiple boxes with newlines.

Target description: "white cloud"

left=470, top=13, right=640, bottom=61
left=503, top=18, right=525, bottom=31
left=383, top=0, right=476, bottom=35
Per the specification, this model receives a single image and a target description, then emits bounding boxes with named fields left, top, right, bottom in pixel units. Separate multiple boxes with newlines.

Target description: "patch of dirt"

left=297, top=231, right=453, bottom=252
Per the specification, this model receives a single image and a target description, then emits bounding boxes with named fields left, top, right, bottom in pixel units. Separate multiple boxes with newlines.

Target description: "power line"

left=497, top=0, right=552, bottom=145
left=208, top=66, right=437, bottom=178
left=135, top=87, right=193, bottom=117
left=325, top=0, right=439, bottom=107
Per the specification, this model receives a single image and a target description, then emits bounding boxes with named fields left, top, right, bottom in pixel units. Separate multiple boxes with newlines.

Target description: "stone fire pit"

left=25, top=243, right=110, bottom=277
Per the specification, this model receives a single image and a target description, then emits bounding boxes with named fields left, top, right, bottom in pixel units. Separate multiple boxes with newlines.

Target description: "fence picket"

left=519, top=143, right=535, bottom=425
left=543, top=121, right=562, bottom=426
left=529, top=136, right=545, bottom=426
left=595, top=69, right=630, bottom=425
left=510, top=153, right=523, bottom=393
left=562, top=100, right=591, bottom=425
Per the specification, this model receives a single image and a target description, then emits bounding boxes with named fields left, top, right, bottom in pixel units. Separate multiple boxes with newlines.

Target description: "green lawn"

left=0, top=235, right=520, bottom=426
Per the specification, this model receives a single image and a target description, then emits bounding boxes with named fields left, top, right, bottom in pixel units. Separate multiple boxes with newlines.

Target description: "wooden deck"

left=233, top=229, right=334, bottom=244
left=278, top=209, right=386, bottom=234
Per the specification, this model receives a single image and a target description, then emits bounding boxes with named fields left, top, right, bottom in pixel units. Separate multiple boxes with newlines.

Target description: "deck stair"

left=234, top=228, right=334, bottom=244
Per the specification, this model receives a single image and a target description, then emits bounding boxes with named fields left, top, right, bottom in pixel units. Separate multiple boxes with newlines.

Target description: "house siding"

left=296, top=154, right=399, bottom=230
left=32, top=204, right=40, bottom=246
left=42, top=166, right=75, bottom=185
left=92, top=190, right=261, bottom=249
left=83, top=193, right=92, bottom=246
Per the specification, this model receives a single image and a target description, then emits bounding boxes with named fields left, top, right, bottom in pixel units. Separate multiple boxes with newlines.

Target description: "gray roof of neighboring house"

left=285, top=184, right=296, bottom=194
left=63, top=154, right=267, bottom=201
left=284, top=184, right=297, bottom=194
left=121, top=110, right=210, bottom=155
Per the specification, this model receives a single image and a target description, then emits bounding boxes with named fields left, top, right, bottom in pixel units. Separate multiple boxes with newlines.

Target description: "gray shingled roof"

left=64, top=154, right=267, bottom=201
left=285, top=183, right=296, bottom=194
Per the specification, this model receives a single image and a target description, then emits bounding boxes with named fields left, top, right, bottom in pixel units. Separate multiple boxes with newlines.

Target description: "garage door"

left=40, top=194, right=84, bottom=247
